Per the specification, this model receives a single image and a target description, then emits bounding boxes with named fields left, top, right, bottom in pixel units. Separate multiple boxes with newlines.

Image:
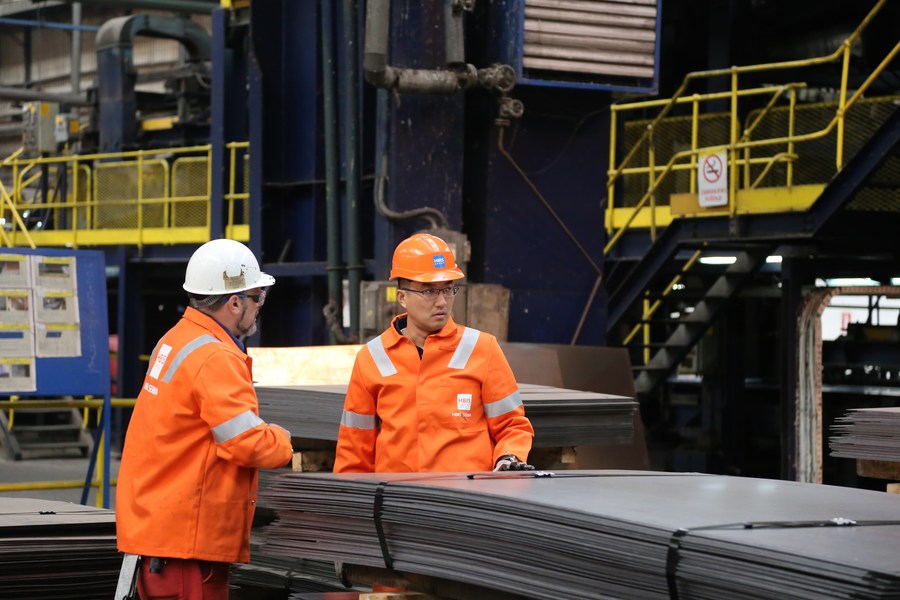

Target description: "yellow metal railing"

left=605, top=0, right=898, bottom=254
left=605, top=0, right=898, bottom=356
left=0, top=143, right=252, bottom=248
left=0, top=397, right=135, bottom=508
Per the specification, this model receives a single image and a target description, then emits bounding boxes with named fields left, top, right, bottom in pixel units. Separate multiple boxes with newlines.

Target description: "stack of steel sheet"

left=830, top=406, right=900, bottom=461
left=256, top=384, right=636, bottom=447
left=0, top=497, right=119, bottom=599
left=231, top=538, right=349, bottom=595
left=260, top=471, right=900, bottom=600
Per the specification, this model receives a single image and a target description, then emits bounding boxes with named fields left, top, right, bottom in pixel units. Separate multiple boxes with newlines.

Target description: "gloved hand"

left=493, top=455, right=535, bottom=471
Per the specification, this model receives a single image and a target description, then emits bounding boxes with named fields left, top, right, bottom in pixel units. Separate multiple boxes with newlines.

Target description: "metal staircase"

left=602, top=0, right=899, bottom=398
left=607, top=103, right=900, bottom=396
left=0, top=406, right=93, bottom=461
left=631, top=246, right=774, bottom=394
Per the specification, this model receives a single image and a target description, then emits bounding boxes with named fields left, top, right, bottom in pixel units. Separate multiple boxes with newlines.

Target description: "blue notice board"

left=0, top=247, right=109, bottom=397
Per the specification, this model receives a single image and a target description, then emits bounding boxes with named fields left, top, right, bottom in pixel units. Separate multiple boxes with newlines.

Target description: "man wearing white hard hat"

left=116, top=238, right=293, bottom=599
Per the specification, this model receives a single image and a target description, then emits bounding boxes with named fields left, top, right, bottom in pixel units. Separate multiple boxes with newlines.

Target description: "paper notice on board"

left=0, top=357, right=36, bottom=392
left=0, top=323, right=34, bottom=357
left=35, top=290, right=79, bottom=324
left=31, top=255, right=77, bottom=291
left=35, top=322, right=81, bottom=358
left=0, top=289, right=32, bottom=325
left=0, top=254, right=30, bottom=288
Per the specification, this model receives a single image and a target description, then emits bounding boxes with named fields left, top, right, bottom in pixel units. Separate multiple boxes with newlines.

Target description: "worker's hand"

left=493, top=455, right=535, bottom=471
left=271, top=423, right=292, bottom=439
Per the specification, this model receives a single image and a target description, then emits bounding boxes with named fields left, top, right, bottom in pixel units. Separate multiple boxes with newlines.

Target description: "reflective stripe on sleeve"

left=448, top=327, right=480, bottom=369
left=161, top=334, right=221, bottom=383
left=367, top=336, right=397, bottom=377
left=484, top=390, right=522, bottom=418
left=341, top=410, right=377, bottom=430
left=212, top=410, right=264, bottom=444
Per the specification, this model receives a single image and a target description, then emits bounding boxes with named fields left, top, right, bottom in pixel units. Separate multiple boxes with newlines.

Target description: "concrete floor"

left=0, top=452, right=120, bottom=510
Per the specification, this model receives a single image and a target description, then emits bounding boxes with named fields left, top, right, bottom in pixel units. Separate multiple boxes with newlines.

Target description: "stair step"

left=18, top=441, right=89, bottom=450
left=632, top=364, right=671, bottom=372
left=12, top=424, right=84, bottom=433
left=3, top=407, right=80, bottom=414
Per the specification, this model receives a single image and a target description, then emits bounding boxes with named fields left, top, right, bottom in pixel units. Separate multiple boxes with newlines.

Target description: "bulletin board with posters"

left=0, top=247, right=109, bottom=396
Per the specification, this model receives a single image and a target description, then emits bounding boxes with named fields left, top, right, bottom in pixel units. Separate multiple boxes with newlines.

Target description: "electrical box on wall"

left=22, top=102, right=60, bottom=156
left=491, top=0, right=661, bottom=92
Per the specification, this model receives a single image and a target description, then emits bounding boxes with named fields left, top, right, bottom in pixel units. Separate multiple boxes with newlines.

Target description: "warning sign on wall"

left=698, top=151, right=728, bottom=208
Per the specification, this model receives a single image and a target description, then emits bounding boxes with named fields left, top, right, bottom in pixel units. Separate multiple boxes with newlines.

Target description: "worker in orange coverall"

left=334, top=232, right=535, bottom=473
left=116, top=239, right=293, bottom=600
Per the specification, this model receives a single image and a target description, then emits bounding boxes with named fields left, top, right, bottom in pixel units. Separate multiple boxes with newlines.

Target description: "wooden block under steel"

left=856, top=459, right=900, bottom=480
left=291, top=450, right=336, bottom=472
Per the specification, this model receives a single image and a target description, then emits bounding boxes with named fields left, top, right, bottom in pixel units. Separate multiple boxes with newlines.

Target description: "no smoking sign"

left=698, top=151, right=728, bottom=208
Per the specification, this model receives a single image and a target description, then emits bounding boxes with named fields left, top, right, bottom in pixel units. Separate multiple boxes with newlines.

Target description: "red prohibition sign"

left=702, top=155, right=723, bottom=183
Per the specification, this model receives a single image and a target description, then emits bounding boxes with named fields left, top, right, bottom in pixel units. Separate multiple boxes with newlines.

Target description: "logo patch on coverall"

left=453, top=393, right=472, bottom=417
left=433, top=254, right=446, bottom=268
left=149, top=344, right=172, bottom=379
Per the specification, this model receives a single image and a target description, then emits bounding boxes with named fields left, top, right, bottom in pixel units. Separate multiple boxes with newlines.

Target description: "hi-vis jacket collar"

left=382, top=313, right=459, bottom=349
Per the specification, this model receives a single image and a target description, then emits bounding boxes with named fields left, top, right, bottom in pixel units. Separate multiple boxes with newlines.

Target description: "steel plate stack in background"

left=260, top=471, right=900, bottom=600
left=256, top=383, right=636, bottom=447
left=830, top=406, right=900, bottom=462
left=0, top=497, right=118, bottom=599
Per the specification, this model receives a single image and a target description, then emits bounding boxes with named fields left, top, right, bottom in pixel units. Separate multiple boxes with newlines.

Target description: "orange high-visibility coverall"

left=116, top=307, right=292, bottom=563
left=334, top=315, right=534, bottom=472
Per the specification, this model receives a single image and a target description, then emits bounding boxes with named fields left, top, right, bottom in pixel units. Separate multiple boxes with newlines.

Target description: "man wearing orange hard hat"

left=334, top=232, right=534, bottom=473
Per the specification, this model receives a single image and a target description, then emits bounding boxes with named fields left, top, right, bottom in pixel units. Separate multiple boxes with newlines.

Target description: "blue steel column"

left=209, top=7, right=227, bottom=239
left=380, top=0, right=465, bottom=245
left=248, top=0, right=323, bottom=345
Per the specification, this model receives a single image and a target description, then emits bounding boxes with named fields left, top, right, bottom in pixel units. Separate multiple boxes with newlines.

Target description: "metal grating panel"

left=171, top=156, right=209, bottom=227
left=93, top=160, right=167, bottom=229
left=522, top=0, right=657, bottom=81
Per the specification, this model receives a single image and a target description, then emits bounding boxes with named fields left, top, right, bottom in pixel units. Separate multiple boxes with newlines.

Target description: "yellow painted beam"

left=141, top=117, right=178, bottom=131
left=611, top=183, right=826, bottom=229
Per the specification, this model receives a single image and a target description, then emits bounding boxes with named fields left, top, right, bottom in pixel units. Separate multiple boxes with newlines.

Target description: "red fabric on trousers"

left=138, top=558, right=230, bottom=599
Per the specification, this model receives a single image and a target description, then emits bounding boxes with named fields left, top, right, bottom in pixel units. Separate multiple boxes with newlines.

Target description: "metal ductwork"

left=95, top=14, right=211, bottom=152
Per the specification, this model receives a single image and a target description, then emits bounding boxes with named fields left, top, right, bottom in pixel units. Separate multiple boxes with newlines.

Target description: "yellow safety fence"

left=605, top=0, right=898, bottom=251
left=604, top=0, right=899, bottom=352
left=0, top=142, right=250, bottom=249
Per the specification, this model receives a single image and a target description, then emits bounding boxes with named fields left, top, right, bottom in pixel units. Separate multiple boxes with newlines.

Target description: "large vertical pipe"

left=322, top=0, right=343, bottom=343
left=343, top=0, right=362, bottom=335
left=444, top=0, right=465, bottom=66
left=71, top=3, right=82, bottom=93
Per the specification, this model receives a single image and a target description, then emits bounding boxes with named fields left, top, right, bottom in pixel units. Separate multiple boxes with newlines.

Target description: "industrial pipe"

left=0, top=86, right=91, bottom=106
left=444, top=0, right=466, bottom=66
left=321, top=0, right=345, bottom=344
left=0, top=17, right=98, bottom=32
left=71, top=3, right=83, bottom=94
left=53, top=0, right=218, bottom=14
left=343, top=0, right=363, bottom=335
left=363, top=0, right=481, bottom=95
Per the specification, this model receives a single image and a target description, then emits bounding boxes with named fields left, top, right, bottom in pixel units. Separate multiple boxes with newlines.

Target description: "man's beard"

left=237, top=307, right=259, bottom=340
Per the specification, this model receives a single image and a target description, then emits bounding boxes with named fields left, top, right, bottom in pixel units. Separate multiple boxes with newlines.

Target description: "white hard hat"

left=183, top=239, right=275, bottom=295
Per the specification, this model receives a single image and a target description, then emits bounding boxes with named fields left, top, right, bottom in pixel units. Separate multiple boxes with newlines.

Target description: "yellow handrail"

left=605, top=0, right=896, bottom=259
left=0, top=143, right=253, bottom=248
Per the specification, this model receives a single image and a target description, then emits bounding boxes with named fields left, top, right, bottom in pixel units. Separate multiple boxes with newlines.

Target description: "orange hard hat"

left=389, top=233, right=465, bottom=282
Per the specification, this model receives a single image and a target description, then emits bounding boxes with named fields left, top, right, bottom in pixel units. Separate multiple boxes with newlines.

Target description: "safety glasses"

left=236, top=288, right=267, bottom=306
